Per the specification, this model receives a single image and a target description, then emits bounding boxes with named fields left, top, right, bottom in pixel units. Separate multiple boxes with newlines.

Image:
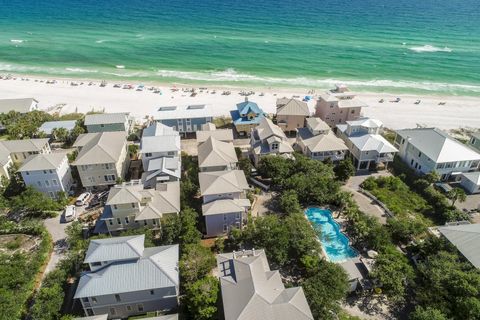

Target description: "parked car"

left=75, top=192, right=91, bottom=206
left=64, top=205, right=76, bottom=222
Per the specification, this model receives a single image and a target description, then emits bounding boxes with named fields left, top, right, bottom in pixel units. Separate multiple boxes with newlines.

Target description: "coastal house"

left=152, top=104, right=213, bottom=134
left=216, top=249, right=314, bottom=320
left=337, top=118, right=397, bottom=171
left=0, top=98, right=38, bottom=114
left=275, top=98, right=310, bottom=133
left=142, top=157, right=181, bottom=189
left=196, top=123, right=234, bottom=144
left=72, top=132, right=129, bottom=189
left=296, top=117, right=348, bottom=162
left=99, top=180, right=180, bottom=234
left=250, top=117, right=294, bottom=166
left=315, top=84, right=367, bottom=127
left=437, top=223, right=480, bottom=269
left=459, top=172, right=480, bottom=194
left=231, top=99, right=266, bottom=136
left=468, top=132, right=480, bottom=152
left=140, top=123, right=180, bottom=170
left=84, top=113, right=132, bottom=134
left=18, top=153, right=73, bottom=199
left=74, top=235, right=179, bottom=318
left=74, top=315, right=178, bottom=320
left=0, top=138, right=51, bottom=180
left=198, top=137, right=238, bottom=172
left=394, top=128, right=480, bottom=180
left=39, top=120, right=77, bottom=137
left=199, top=170, right=250, bottom=237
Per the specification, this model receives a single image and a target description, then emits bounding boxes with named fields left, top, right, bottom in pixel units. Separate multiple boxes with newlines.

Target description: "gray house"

left=217, top=249, right=313, bottom=320
left=74, top=235, right=179, bottom=319
left=152, top=104, right=213, bottom=134
left=198, top=137, right=238, bottom=172
left=84, top=113, right=132, bottom=134
left=199, top=170, right=250, bottom=237
left=0, top=98, right=38, bottom=114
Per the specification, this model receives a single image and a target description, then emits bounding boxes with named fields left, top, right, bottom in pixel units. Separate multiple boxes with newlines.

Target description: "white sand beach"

left=0, top=75, right=479, bottom=130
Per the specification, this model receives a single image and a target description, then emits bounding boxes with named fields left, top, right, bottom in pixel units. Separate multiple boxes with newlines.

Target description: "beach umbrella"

left=367, top=250, right=378, bottom=258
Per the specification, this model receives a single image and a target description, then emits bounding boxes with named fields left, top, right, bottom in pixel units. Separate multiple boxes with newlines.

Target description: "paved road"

left=342, top=172, right=392, bottom=225
left=43, top=213, right=72, bottom=276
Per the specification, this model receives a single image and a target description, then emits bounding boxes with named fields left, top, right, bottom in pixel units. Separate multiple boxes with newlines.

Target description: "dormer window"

left=271, top=143, right=279, bottom=150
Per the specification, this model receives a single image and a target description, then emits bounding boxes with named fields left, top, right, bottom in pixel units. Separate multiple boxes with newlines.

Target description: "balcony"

left=376, top=153, right=394, bottom=163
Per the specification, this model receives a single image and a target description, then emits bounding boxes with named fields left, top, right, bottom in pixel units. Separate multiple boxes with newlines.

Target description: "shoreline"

left=1, top=73, right=480, bottom=131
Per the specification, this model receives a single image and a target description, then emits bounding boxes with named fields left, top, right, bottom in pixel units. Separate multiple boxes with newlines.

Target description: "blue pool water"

left=305, top=207, right=358, bottom=263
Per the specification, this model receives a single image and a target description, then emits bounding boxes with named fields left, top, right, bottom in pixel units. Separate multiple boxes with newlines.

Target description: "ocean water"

left=1, top=0, right=480, bottom=95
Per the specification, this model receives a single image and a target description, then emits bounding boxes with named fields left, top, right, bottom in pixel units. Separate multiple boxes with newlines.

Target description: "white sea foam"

left=65, top=67, right=98, bottom=73
left=95, top=40, right=107, bottom=44
left=409, top=45, right=452, bottom=53
left=10, top=39, right=24, bottom=43
left=116, top=65, right=125, bottom=69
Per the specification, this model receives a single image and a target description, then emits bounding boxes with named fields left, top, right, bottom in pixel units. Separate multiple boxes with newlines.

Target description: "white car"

left=75, top=192, right=91, bottom=206
left=64, top=205, right=76, bottom=222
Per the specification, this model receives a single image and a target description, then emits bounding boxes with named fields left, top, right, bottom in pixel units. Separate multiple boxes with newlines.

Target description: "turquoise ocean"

left=1, top=0, right=480, bottom=95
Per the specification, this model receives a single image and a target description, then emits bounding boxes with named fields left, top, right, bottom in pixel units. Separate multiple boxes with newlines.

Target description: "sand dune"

left=0, top=76, right=479, bottom=130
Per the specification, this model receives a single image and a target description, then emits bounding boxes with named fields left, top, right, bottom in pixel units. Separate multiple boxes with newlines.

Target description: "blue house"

left=230, top=99, right=266, bottom=136
left=152, top=105, right=213, bottom=135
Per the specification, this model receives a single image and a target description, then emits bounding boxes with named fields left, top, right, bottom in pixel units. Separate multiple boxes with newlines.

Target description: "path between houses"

left=42, top=215, right=71, bottom=277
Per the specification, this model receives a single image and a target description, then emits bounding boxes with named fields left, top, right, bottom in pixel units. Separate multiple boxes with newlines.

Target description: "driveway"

left=43, top=213, right=72, bottom=275
left=342, top=172, right=392, bottom=225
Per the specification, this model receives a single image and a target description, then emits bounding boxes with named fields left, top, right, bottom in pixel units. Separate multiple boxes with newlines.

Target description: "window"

left=235, top=212, right=241, bottom=220
left=43, top=170, right=47, bottom=174
left=117, top=218, right=121, bottom=225
left=109, top=219, right=113, bottom=225
left=49, top=170, right=53, bottom=174
left=145, top=152, right=152, bottom=157
left=150, top=290, right=154, bottom=295
left=45, top=180, right=50, bottom=186
left=271, top=143, right=279, bottom=150
left=144, top=220, right=147, bottom=226
left=126, top=305, right=132, bottom=311
left=37, top=181, right=42, bottom=187
left=86, top=309, right=94, bottom=316
left=131, top=203, right=135, bottom=208
left=411, top=159, right=414, bottom=165
left=152, top=219, right=157, bottom=225
left=25, top=171, right=29, bottom=175
left=113, top=204, right=118, bottom=210
left=223, top=224, right=228, bottom=232
left=223, top=214, right=227, bottom=221
left=110, top=307, right=116, bottom=315
left=137, top=304, right=144, bottom=312
left=91, top=297, right=97, bottom=304
left=100, top=124, right=105, bottom=127
left=125, top=217, right=130, bottom=224
left=115, top=294, right=121, bottom=302
left=52, top=179, right=58, bottom=186
left=168, top=151, right=175, bottom=156
left=48, top=192, right=55, bottom=198
left=82, top=297, right=89, bottom=303
left=351, top=110, right=355, bottom=114
left=418, top=152, right=422, bottom=157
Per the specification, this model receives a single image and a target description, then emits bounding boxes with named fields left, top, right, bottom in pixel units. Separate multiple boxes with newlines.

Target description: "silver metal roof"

left=438, top=223, right=480, bottom=268
left=39, top=120, right=77, bottom=135
left=0, top=98, right=37, bottom=113
left=199, top=170, right=249, bottom=196
left=18, top=152, right=68, bottom=172
left=0, top=138, right=49, bottom=153
left=84, top=112, right=129, bottom=126
left=198, top=137, right=238, bottom=169
left=72, top=132, right=126, bottom=165
left=84, top=235, right=145, bottom=264
left=276, top=98, right=310, bottom=116
left=140, top=135, right=180, bottom=154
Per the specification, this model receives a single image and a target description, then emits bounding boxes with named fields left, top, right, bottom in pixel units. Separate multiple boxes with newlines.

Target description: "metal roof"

left=142, top=122, right=179, bottom=137
left=255, top=118, right=288, bottom=142
left=217, top=250, right=313, bottom=320
left=297, top=128, right=348, bottom=153
left=202, top=198, right=250, bottom=216
left=0, top=138, right=49, bottom=153
left=396, top=128, right=480, bottom=163
left=276, top=98, right=310, bottom=116
left=305, top=117, right=330, bottom=132
left=197, top=129, right=234, bottom=144
left=140, top=135, right=180, bottom=154
left=84, top=113, right=129, bottom=126
left=0, top=98, right=37, bottom=113
left=236, top=100, right=263, bottom=116
left=152, top=104, right=213, bottom=120
left=461, top=171, right=480, bottom=185
left=18, top=152, right=68, bottom=172
left=348, top=134, right=398, bottom=153
left=39, top=120, right=77, bottom=135
left=198, top=137, right=238, bottom=169
left=438, top=223, right=480, bottom=268
left=84, top=235, right=145, bottom=264
left=72, top=132, right=126, bottom=165
left=199, top=170, right=249, bottom=196
left=75, top=244, right=179, bottom=298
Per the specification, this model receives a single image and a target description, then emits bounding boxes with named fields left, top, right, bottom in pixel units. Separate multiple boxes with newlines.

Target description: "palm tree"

left=447, top=187, right=467, bottom=206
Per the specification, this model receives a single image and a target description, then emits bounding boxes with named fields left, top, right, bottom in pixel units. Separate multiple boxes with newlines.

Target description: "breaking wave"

left=409, top=45, right=452, bottom=53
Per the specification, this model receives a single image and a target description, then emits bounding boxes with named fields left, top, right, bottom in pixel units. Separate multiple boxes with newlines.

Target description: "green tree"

left=183, top=276, right=219, bottom=320
left=302, top=261, right=349, bottom=320
left=30, top=282, right=64, bottom=320
left=51, top=127, right=69, bottom=142
left=279, top=189, right=302, bottom=214
left=10, top=186, right=63, bottom=216
left=410, top=307, right=448, bottom=320
left=257, top=156, right=293, bottom=185
left=447, top=187, right=467, bottom=206
left=160, top=214, right=181, bottom=244
left=179, top=207, right=202, bottom=245
left=334, top=158, right=356, bottom=182
left=128, top=144, right=139, bottom=159
left=238, top=158, right=253, bottom=178
left=179, top=243, right=216, bottom=284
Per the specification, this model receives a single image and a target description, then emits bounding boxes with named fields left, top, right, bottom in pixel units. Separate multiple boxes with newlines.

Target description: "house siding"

left=86, top=121, right=129, bottom=134
left=157, top=117, right=213, bottom=134
left=315, top=99, right=361, bottom=127
left=277, top=114, right=307, bottom=132
left=205, top=211, right=245, bottom=237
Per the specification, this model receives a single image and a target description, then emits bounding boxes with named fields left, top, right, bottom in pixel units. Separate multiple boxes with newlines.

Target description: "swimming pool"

left=305, top=207, right=358, bottom=263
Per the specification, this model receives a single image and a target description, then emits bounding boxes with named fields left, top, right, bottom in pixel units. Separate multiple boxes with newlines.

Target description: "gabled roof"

left=346, top=117, right=383, bottom=129
left=74, top=315, right=109, bottom=320
left=199, top=170, right=249, bottom=196
left=143, top=157, right=181, bottom=185
left=0, top=143, right=11, bottom=166
left=84, top=235, right=145, bottom=264
left=84, top=113, right=129, bottom=126
left=461, top=172, right=480, bottom=185
left=255, top=118, right=287, bottom=142
left=197, top=129, right=234, bottom=144
left=237, top=100, right=263, bottom=116
left=305, top=117, right=330, bottom=132
left=348, top=134, right=397, bottom=153
left=75, top=244, right=179, bottom=298
left=297, top=128, right=348, bottom=153
left=18, top=152, right=67, bottom=172
left=153, top=104, right=213, bottom=120
left=72, top=132, right=126, bottom=165
left=217, top=250, right=313, bottom=320
left=141, top=135, right=180, bottom=154
left=396, top=128, right=480, bottom=163
left=0, top=138, right=49, bottom=153
left=202, top=198, right=251, bottom=216
left=143, top=122, right=179, bottom=137
left=438, top=223, right=480, bottom=268
left=276, top=98, right=309, bottom=116
left=198, top=137, right=237, bottom=169
left=0, top=98, right=37, bottom=113
left=39, top=120, right=77, bottom=135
